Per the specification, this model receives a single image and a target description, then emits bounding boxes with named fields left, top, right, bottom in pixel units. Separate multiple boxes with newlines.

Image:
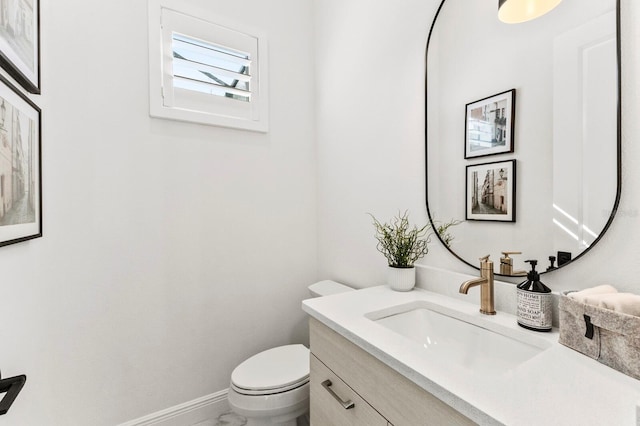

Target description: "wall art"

left=0, top=0, right=40, bottom=94
left=465, top=89, right=515, bottom=159
left=466, top=159, right=515, bottom=222
left=0, top=72, right=41, bottom=246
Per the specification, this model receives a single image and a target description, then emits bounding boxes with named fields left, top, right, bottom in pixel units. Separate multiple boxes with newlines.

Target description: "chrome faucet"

left=459, top=255, right=496, bottom=315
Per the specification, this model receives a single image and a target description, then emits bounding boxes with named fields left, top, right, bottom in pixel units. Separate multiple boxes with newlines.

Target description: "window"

left=171, top=34, right=251, bottom=102
left=148, top=1, right=268, bottom=132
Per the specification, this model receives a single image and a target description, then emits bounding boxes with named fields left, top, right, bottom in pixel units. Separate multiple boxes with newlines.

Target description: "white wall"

left=315, top=0, right=439, bottom=287
left=0, top=0, right=317, bottom=424
left=316, top=0, right=640, bottom=294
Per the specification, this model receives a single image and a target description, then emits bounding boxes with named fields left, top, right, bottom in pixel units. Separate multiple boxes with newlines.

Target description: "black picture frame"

left=0, top=72, right=41, bottom=247
left=466, top=159, right=516, bottom=222
left=0, top=0, right=40, bottom=94
left=464, top=89, right=515, bottom=159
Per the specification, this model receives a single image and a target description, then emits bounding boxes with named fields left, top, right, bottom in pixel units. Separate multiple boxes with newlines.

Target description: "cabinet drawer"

left=311, top=354, right=388, bottom=426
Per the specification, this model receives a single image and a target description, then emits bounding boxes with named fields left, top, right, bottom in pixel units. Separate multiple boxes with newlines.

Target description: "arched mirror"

left=425, top=0, right=621, bottom=276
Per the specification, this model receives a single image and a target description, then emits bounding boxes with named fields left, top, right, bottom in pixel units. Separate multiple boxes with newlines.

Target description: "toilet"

left=227, top=280, right=353, bottom=426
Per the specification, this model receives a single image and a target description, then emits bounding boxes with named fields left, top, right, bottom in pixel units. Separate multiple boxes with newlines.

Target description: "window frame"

left=148, top=0, right=269, bottom=132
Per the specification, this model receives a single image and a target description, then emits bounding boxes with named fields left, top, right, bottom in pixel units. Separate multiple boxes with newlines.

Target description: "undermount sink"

left=367, top=301, right=552, bottom=376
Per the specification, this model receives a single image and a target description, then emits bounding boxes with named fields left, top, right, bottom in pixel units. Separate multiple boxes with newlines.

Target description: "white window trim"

left=148, top=0, right=269, bottom=132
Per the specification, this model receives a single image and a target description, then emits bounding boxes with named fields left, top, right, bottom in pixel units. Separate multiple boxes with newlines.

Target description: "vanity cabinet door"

left=311, top=354, right=388, bottom=426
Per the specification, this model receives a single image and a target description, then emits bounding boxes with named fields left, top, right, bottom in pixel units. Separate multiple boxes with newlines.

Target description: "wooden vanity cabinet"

left=309, top=318, right=476, bottom=426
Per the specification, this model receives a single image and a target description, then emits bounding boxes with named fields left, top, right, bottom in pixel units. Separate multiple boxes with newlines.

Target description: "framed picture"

left=0, top=0, right=40, bottom=94
left=466, top=159, right=515, bottom=222
left=464, top=89, right=515, bottom=159
left=0, top=73, right=41, bottom=246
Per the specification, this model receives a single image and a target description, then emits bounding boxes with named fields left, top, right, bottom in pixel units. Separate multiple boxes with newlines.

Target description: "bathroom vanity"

left=310, top=317, right=474, bottom=425
left=303, top=275, right=640, bottom=425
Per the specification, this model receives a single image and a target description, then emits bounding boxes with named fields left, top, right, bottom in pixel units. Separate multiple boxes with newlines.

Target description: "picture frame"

left=464, top=89, right=515, bottom=159
left=0, top=0, right=40, bottom=94
left=0, top=72, right=41, bottom=246
left=466, top=159, right=515, bottom=222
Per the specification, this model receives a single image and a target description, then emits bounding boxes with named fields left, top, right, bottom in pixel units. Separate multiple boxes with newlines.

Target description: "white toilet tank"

left=308, top=280, right=353, bottom=298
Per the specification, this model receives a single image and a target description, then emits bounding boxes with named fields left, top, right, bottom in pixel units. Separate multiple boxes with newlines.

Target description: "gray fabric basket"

left=559, top=291, right=640, bottom=380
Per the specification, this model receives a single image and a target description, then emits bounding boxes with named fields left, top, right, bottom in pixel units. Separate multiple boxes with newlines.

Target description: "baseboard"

left=118, top=389, right=229, bottom=426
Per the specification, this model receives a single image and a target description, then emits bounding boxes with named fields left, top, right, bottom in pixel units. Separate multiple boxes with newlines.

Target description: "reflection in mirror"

left=425, top=0, right=620, bottom=276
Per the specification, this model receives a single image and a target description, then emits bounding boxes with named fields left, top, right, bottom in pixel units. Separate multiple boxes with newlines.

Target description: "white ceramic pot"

left=387, top=266, right=415, bottom=291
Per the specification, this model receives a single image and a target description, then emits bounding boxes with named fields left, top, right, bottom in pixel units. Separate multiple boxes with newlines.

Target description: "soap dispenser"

left=516, top=260, right=552, bottom=332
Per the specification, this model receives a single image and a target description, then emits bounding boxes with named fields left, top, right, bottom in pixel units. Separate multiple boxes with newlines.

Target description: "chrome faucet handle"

left=479, top=254, right=491, bottom=263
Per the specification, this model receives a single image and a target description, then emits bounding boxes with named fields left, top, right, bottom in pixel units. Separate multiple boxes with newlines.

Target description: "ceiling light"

left=498, top=0, right=562, bottom=24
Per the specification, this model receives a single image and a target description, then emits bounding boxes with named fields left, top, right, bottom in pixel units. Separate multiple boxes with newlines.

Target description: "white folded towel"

left=597, top=293, right=640, bottom=317
left=568, top=285, right=618, bottom=303
left=569, top=286, right=640, bottom=317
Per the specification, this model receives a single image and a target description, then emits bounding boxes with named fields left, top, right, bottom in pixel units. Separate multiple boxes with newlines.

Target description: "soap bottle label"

left=517, top=289, right=552, bottom=331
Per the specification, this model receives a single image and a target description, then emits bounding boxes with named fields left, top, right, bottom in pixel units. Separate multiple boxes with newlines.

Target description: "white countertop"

left=302, top=285, right=640, bottom=426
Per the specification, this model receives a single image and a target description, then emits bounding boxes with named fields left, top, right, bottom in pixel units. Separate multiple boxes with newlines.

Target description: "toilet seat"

left=231, top=376, right=309, bottom=396
left=230, top=344, right=310, bottom=396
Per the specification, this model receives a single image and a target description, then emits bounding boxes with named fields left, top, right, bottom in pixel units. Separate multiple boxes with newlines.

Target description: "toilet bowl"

left=228, top=280, right=353, bottom=426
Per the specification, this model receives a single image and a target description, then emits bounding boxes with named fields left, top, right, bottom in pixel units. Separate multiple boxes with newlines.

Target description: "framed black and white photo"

left=466, top=159, right=515, bottom=222
left=0, top=0, right=40, bottom=94
left=0, top=73, right=41, bottom=246
left=464, top=89, right=515, bottom=159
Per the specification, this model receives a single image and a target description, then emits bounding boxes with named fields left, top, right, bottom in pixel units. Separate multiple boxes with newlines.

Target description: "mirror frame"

left=424, top=0, right=622, bottom=276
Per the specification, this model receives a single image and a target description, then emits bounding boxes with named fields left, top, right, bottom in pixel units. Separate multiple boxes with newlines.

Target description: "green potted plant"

left=369, top=211, right=459, bottom=291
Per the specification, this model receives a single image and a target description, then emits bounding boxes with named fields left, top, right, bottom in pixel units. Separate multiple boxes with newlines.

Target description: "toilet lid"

left=231, top=344, right=310, bottom=392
